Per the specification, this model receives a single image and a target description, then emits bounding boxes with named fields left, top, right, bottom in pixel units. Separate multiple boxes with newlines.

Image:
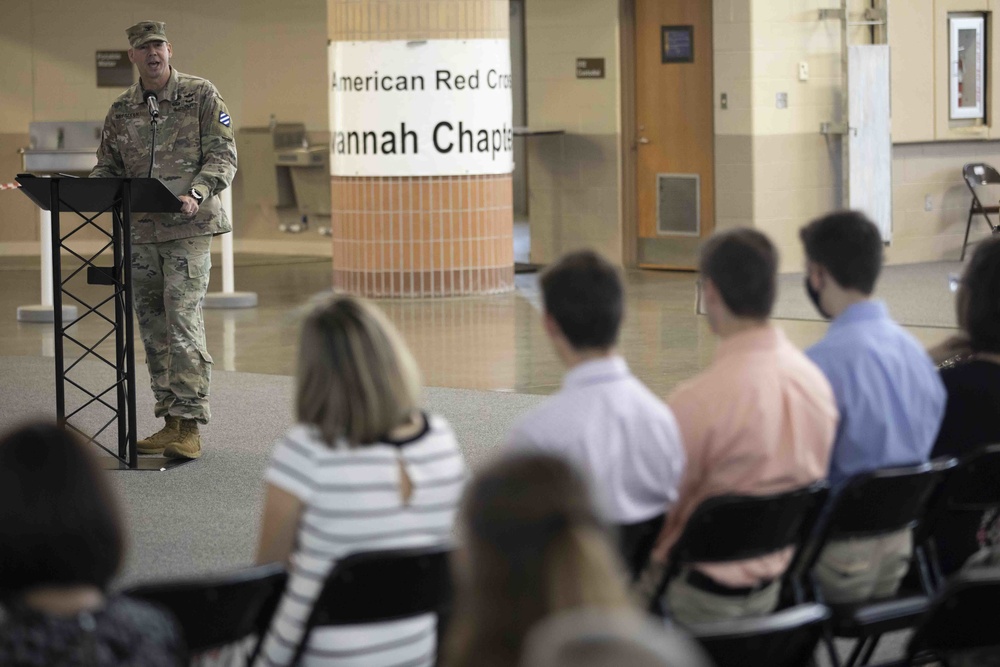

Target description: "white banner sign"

left=329, top=39, right=514, bottom=177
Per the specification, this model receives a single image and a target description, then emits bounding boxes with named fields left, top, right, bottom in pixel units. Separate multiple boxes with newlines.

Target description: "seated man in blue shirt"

left=800, top=210, right=946, bottom=603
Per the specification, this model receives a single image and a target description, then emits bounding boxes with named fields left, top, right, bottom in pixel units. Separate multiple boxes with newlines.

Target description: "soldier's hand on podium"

left=178, top=195, right=200, bottom=217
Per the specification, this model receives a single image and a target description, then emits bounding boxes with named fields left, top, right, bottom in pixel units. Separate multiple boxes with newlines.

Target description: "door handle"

left=638, top=137, right=651, bottom=144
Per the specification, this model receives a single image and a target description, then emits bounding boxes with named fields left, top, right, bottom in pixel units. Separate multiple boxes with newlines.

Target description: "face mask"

left=804, top=277, right=832, bottom=320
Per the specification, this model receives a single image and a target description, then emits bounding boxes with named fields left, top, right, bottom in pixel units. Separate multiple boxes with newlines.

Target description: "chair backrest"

left=963, top=162, right=1000, bottom=190
left=617, top=513, right=666, bottom=580
left=687, top=603, right=831, bottom=667
left=906, top=569, right=1000, bottom=660
left=916, top=445, right=1000, bottom=544
left=668, top=481, right=829, bottom=567
left=290, top=545, right=453, bottom=665
left=123, top=562, right=287, bottom=654
left=820, top=460, right=956, bottom=540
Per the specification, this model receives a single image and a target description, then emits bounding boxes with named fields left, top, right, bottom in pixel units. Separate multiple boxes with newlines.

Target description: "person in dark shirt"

left=930, top=236, right=1000, bottom=575
left=0, top=422, right=184, bottom=666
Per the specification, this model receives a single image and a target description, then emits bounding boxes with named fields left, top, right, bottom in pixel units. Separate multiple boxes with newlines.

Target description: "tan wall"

left=6, top=0, right=991, bottom=270
left=890, top=142, right=995, bottom=263
left=714, top=0, right=754, bottom=234
left=891, top=0, right=935, bottom=142
left=888, top=0, right=1000, bottom=262
left=524, top=0, right=622, bottom=264
left=732, top=0, right=986, bottom=270
left=0, top=0, right=328, bottom=253
left=738, top=0, right=844, bottom=271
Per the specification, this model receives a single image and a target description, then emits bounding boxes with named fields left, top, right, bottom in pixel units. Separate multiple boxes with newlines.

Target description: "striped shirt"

left=254, top=414, right=467, bottom=667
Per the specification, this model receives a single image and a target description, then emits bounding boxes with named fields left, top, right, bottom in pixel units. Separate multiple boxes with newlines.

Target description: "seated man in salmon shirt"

left=646, top=228, right=838, bottom=624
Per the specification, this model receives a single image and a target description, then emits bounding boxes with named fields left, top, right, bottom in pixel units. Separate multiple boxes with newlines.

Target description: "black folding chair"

left=687, top=603, right=830, bottom=667
left=123, top=562, right=287, bottom=659
left=288, top=545, right=453, bottom=666
left=788, top=460, right=957, bottom=667
left=961, top=163, right=1000, bottom=261
left=618, top=512, right=666, bottom=581
left=899, top=570, right=1000, bottom=666
left=915, top=444, right=1000, bottom=589
left=656, top=481, right=829, bottom=611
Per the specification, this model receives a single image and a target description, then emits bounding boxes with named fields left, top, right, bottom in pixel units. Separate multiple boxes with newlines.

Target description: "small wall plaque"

left=96, top=51, right=133, bottom=88
left=576, top=58, right=605, bottom=79
left=662, top=26, right=694, bottom=64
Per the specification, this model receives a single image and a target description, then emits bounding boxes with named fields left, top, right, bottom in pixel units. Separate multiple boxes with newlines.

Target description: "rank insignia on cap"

left=219, top=112, right=231, bottom=127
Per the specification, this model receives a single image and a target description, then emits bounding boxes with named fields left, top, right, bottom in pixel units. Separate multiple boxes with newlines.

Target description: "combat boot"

left=137, top=415, right=180, bottom=455
left=164, top=419, right=202, bottom=459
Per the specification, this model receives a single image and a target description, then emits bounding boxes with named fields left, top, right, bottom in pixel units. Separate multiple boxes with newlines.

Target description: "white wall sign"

left=329, top=39, right=514, bottom=177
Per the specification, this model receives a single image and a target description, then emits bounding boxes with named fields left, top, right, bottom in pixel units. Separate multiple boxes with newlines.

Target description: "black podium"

left=16, top=174, right=186, bottom=470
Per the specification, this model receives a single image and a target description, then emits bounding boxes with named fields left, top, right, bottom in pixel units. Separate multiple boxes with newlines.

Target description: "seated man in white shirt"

left=507, top=249, right=686, bottom=578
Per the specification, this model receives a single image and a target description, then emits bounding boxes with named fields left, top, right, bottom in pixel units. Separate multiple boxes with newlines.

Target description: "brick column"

left=328, top=0, right=514, bottom=297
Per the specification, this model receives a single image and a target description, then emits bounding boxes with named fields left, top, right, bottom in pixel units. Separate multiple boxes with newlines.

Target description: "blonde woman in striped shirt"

left=254, top=296, right=467, bottom=667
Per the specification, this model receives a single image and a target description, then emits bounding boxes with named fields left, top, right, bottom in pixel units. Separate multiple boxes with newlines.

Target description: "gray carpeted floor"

left=0, top=354, right=544, bottom=586
left=0, top=353, right=910, bottom=664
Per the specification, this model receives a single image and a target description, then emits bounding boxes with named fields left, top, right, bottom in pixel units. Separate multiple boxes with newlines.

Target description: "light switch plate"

left=776, top=92, right=788, bottom=109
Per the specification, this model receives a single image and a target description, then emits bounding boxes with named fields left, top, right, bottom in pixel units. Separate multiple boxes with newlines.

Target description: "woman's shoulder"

left=104, top=595, right=178, bottom=628
left=409, top=413, right=458, bottom=447
left=277, top=416, right=460, bottom=461
left=274, top=424, right=353, bottom=461
left=0, top=596, right=183, bottom=666
left=102, top=596, right=184, bottom=665
left=941, top=358, right=1000, bottom=392
left=395, top=413, right=462, bottom=458
left=424, top=413, right=455, bottom=437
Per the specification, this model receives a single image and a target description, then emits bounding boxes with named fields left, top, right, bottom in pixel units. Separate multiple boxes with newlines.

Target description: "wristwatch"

left=188, top=189, right=203, bottom=203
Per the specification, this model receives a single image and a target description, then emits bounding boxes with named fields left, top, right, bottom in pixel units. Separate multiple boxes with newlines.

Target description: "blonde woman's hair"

left=445, top=453, right=631, bottom=667
left=296, top=295, right=422, bottom=447
left=520, top=609, right=710, bottom=667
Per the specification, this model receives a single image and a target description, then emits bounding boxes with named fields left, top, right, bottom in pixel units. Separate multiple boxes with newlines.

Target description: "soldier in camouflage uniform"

left=90, top=21, right=237, bottom=460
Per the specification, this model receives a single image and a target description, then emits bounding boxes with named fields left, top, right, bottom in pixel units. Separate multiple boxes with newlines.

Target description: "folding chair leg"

left=823, top=627, right=842, bottom=667
left=962, top=209, right=975, bottom=261
left=927, top=541, right=945, bottom=592
left=858, top=634, right=882, bottom=666
left=914, top=547, right=936, bottom=595
left=844, top=636, right=874, bottom=667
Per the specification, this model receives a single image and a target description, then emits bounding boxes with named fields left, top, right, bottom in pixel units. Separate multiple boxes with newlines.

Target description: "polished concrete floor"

left=0, top=254, right=958, bottom=397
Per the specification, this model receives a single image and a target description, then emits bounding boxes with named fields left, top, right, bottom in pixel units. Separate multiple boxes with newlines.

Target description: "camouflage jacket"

left=90, top=68, right=238, bottom=244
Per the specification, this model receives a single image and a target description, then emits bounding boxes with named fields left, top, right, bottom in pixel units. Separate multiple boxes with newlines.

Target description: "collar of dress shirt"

left=714, top=324, right=784, bottom=360
left=562, top=355, right=630, bottom=389
left=829, top=299, right=889, bottom=330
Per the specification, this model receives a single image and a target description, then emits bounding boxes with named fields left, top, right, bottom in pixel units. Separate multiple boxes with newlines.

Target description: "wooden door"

left=634, top=0, right=714, bottom=269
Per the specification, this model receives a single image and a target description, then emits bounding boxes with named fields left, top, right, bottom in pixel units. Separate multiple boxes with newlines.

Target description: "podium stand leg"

left=17, top=208, right=78, bottom=323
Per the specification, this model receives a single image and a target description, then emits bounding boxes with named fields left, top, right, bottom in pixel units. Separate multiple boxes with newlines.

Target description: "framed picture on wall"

left=949, top=14, right=985, bottom=121
left=661, top=25, right=693, bottom=64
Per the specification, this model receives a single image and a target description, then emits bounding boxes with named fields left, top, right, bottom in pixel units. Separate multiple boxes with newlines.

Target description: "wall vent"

left=657, top=174, right=700, bottom=236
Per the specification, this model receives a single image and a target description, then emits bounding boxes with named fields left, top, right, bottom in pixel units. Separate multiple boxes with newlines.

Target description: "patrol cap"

left=127, top=21, right=168, bottom=48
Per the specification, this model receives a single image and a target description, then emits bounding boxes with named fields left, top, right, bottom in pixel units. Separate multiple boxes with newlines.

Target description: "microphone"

left=143, top=90, right=160, bottom=120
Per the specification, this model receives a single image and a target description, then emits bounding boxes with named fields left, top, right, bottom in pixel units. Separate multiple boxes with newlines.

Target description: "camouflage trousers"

left=132, top=236, right=213, bottom=424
